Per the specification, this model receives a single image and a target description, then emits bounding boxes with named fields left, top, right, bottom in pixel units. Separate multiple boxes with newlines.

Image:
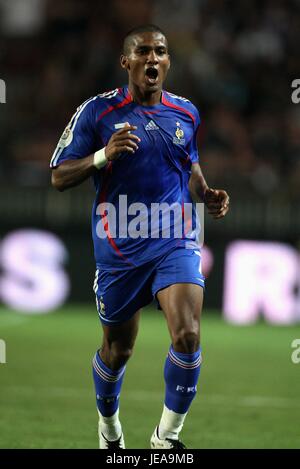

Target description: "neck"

left=128, top=82, right=162, bottom=106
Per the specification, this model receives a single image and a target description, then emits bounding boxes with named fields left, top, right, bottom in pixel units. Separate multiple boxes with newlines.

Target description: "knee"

left=113, top=346, right=133, bottom=366
left=171, top=328, right=199, bottom=354
left=103, top=344, right=134, bottom=370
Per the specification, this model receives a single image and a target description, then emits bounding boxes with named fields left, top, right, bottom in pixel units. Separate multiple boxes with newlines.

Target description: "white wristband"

left=93, top=147, right=107, bottom=169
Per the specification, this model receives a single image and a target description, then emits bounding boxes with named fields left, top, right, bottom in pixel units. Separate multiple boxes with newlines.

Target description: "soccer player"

left=50, top=24, right=229, bottom=449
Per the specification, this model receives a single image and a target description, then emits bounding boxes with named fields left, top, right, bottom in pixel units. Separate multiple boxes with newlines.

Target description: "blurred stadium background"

left=0, top=0, right=300, bottom=449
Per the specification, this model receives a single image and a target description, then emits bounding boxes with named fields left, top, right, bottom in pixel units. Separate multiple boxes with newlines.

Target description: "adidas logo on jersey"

left=145, top=120, right=159, bottom=131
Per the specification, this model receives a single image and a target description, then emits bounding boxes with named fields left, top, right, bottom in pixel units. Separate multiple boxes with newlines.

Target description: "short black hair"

left=123, top=24, right=167, bottom=55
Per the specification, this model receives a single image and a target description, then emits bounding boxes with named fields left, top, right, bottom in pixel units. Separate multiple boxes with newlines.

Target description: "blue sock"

left=164, top=345, right=202, bottom=414
left=92, top=350, right=126, bottom=417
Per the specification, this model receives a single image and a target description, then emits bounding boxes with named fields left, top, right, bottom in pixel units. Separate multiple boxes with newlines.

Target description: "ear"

left=167, top=54, right=171, bottom=70
left=120, top=54, right=130, bottom=71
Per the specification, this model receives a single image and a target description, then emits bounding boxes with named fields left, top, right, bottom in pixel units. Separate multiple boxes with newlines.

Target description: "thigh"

left=100, top=309, right=141, bottom=370
left=101, top=309, right=141, bottom=349
left=157, top=283, right=203, bottom=339
left=94, top=265, right=154, bottom=326
left=152, top=247, right=205, bottom=303
left=153, top=248, right=204, bottom=344
left=100, top=307, right=141, bottom=352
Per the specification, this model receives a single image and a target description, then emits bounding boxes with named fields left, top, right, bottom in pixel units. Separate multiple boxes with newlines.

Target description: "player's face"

left=121, top=32, right=170, bottom=95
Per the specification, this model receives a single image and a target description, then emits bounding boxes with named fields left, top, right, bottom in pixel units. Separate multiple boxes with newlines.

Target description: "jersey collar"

left=123, top=85, right=166, bottom=109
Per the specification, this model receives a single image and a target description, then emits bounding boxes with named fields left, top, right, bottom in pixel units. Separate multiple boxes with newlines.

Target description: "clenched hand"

left=204, top=188, right=230, bottom=219
left=105, top=123, right=141, bottom=161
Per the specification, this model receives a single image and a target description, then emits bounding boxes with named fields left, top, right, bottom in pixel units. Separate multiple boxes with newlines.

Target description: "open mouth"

left=145, top=67, right=159, bottom=85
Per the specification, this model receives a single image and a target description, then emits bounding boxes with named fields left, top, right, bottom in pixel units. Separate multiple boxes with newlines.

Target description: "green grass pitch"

left=0, top=305, right=300, bottom=449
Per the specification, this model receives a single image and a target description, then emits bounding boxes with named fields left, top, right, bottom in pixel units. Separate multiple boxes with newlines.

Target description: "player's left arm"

left=189, top=163, right=230, bottom=219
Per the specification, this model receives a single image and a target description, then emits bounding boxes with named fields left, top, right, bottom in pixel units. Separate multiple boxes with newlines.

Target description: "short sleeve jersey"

left=50, top=86, right=201, bottom=269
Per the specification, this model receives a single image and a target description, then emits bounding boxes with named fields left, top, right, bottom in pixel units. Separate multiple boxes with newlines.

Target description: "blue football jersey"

left=50, top=86, right=201, bottom=269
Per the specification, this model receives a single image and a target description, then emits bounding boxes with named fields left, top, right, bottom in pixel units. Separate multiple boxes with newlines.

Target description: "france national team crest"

left=173, top=122, right=185, bottom=145
left=99, top=296, right=106, bottom=316
left=96, top=295, right=106, bottom=317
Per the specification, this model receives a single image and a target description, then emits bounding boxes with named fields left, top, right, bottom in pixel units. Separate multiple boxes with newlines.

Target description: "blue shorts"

left=93, top=247, right=205, bottom=326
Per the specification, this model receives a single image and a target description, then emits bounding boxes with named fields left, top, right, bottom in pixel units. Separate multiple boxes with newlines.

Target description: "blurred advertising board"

left=0, top=229, right=299, bottom=325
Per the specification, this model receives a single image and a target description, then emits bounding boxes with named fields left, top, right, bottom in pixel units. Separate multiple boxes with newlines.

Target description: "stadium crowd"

left=0, top=0, right=299, bottom=200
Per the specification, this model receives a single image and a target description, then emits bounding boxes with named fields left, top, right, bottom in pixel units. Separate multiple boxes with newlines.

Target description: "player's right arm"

left=51, top=155, right=95, bottom=192
left=50, top=97, right=139, bottom=192
left=51, top=125, right=139, bottom=191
